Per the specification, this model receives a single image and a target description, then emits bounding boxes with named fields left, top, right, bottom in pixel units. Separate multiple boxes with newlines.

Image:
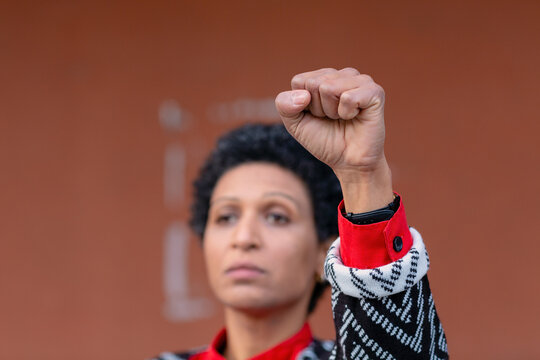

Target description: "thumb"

left=275, top=90, right=311, bottom=124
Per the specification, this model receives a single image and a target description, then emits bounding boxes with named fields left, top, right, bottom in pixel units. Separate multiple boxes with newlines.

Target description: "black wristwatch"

left=343, top=195, right=400, bottom=225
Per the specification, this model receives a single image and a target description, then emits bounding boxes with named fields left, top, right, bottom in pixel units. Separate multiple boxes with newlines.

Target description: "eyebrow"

left=209, top=196, right=239, bottom=207
left=210, top=192, right=302, bottom=210
left=263, top=191, right=301, bottom=210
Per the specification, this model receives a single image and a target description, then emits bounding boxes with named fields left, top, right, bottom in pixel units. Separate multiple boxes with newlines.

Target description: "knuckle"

left=340, top=67, right=360, bottom=75
left=359, top=74, right=374, bottom=83
left=305, top=76, right=321, bottom=91
left=292, top=68, right=337, bottom=88
left=319, top=79, right=336, bottom=95
left=373, top=83, right=385, bottom=96
left=371, top=84, right=385, bottom=104
left=291, top=74, right=304, bottom=88
left=320, top=67, right=337, bottom=73
left=340, top=91, right=354, bottom=104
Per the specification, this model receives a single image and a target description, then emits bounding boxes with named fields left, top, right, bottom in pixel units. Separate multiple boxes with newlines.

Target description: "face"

left=203, top=163, right=326, bottom=315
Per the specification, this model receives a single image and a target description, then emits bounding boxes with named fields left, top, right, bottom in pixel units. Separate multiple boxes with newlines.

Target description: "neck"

left=223, top=301, right=309, bottom=360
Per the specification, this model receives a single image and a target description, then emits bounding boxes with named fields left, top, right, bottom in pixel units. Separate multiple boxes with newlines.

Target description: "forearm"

left=325, top=229, right=449, bottom=359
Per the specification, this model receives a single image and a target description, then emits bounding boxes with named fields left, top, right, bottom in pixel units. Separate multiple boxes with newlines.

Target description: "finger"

left=338, top=82, right=385, bottom=120
left=318, top=80, right=340, bottom=119
left=291, top=68, right=337, bottom=118
left=290, top=68, right=337, bottom=90
left=319, top=69, right=363, bottom=119
left=275, top=90, right=311, bottom=126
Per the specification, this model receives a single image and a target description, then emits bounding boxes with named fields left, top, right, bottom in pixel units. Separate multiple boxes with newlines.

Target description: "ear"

left=316, top=235, right=336, bottom=275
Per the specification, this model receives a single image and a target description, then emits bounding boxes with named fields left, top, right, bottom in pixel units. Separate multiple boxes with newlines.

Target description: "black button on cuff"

left=393, top=236, right=403, bottom=252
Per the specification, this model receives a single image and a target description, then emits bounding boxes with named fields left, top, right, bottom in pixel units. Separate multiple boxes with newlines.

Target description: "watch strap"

left=343, top=195, right=400, bottom=225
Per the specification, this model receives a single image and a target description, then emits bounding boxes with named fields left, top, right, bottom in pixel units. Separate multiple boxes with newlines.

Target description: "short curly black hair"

left=190, top=123, right=342, bottom=313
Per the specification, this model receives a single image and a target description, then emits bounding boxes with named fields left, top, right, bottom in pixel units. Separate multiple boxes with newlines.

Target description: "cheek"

left=202, top=237, right=225, bottom=282
left=271, top=231, right=319, bottom=282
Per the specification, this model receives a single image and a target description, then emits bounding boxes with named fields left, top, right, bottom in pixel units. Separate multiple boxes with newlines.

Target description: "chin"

left=219, top=288, right=285, bottom=313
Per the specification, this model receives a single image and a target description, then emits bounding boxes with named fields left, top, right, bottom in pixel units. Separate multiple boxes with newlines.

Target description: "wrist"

left=335, top=159, right=394, bottom=213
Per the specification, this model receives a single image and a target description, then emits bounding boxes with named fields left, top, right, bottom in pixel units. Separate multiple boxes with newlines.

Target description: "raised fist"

left=275, top=67, right=393, bottom=212
left=275, top=68, right=386, bottom=174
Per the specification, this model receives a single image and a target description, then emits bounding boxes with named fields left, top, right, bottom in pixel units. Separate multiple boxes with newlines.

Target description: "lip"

left=225, top=262, right=265, bottom=279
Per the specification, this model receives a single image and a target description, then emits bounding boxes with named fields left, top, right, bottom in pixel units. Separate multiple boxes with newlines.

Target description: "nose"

left=231, top=210, right=261, bottom=251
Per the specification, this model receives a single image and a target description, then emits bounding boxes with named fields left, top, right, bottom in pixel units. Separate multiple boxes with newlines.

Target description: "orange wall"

left=1, top=1, right=539, bottom=359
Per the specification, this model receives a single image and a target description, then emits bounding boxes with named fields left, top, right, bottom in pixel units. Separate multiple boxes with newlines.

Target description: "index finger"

left=290, top=68, right=337, bottom=90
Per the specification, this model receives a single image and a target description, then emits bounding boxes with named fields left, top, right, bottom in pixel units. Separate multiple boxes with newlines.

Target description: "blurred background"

left=1, top=0, right=539, bottom=359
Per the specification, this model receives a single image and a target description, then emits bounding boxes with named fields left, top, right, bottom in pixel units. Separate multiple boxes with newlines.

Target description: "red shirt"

left=190, top=323, right=313, bottom=360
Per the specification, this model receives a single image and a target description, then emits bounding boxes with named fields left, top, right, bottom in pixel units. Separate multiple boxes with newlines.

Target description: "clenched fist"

left=275, top=68, right=394, bottom=213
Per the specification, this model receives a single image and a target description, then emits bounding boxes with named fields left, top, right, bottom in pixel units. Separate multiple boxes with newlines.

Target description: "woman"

left=152, top=68, right=448, bottom=359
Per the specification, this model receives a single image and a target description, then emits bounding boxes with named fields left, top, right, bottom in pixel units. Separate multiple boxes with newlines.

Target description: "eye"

left=215, top=213, right=238, bottom=225
left=265, top=212, right=290, bottom=225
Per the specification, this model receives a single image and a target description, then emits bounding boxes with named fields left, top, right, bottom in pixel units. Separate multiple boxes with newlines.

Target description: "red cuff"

left=338, top=194, right=413, bottom=269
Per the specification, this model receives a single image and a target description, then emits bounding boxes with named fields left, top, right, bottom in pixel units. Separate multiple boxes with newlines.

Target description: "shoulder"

left=296, top=338, right=335, bottom=360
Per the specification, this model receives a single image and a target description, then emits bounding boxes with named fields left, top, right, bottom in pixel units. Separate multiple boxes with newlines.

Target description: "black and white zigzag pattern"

left=324, top=228, right=429, bottom=299
left=324, top=228, right=448, bottom=360
left=295, top=339, right=335, bottom=359
left=327, top=275, right=448, bottom=359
